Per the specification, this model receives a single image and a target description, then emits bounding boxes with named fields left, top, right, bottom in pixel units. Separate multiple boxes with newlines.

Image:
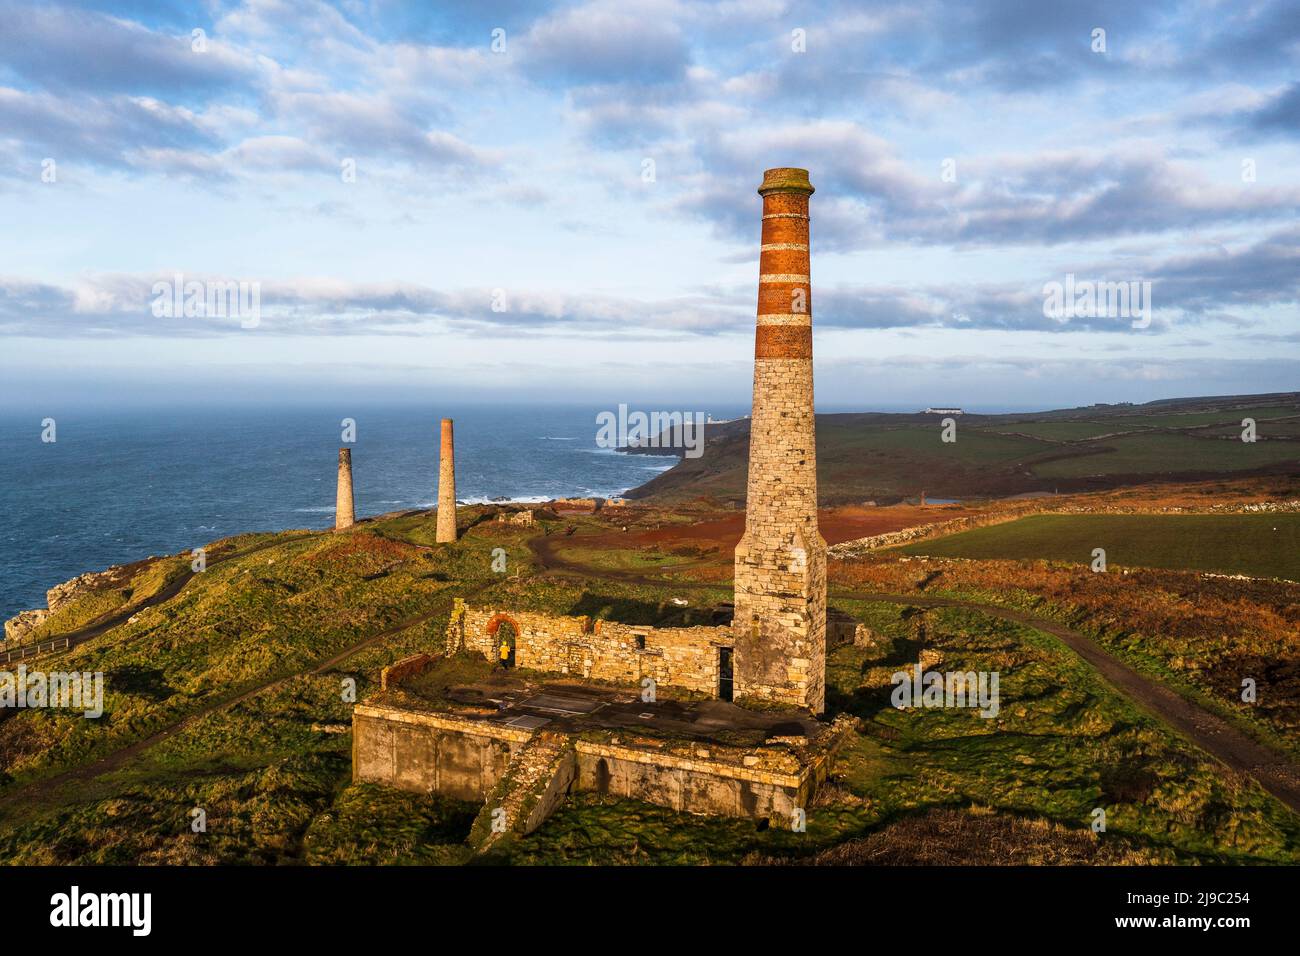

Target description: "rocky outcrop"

left=3, top=556, right=153, bottom=646
left=46, top=567, right=122, bottom=612
left=5, top=566, right=126, bottom=643
left=4, top=609, right=50, bottom=642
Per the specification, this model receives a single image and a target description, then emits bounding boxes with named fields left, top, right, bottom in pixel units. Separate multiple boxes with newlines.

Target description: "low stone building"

left=353, top=662, right=853, bottom=846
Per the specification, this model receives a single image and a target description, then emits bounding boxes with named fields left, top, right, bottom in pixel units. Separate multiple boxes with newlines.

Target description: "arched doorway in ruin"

left=485, top=613, right=520, bottom=669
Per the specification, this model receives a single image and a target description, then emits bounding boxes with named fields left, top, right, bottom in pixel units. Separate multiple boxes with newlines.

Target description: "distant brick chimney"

left=436, top=418, right=458, bottom=543
left=732, top=167, right=827, bottom=714
left=335, top=448, right=355, bottom=531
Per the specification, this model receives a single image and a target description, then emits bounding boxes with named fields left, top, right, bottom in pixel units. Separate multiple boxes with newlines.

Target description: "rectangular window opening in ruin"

left=718, top=647, right=734, bottom=702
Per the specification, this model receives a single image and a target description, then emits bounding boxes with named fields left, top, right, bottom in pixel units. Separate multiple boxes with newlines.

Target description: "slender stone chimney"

left=436, top=418, right=457, bottom=543
left=732, top=167, right=826, bottom=714
left=335, top=448, right=355, bottom=531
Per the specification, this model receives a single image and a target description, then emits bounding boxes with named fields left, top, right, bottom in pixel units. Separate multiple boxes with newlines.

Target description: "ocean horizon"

left=0, top=398, right=1069, bottom=623
left=0, top=403, right=745, bottom=623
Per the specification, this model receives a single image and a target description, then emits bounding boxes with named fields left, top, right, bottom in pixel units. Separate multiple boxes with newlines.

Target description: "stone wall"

left=447, top=600, right=732, bottom=697
left=828, top=501, right=1049, bottom=557
left=550, top=497, right=602, bottom=513
left=380, top=652, right=437, bottom=690
left=469, top=732, right=577, bottom=852
left=352, top=705, right=531, bottom=801
left=353, top=702, right=851, bottom=823
left=575, top=740, right=806, bottom=820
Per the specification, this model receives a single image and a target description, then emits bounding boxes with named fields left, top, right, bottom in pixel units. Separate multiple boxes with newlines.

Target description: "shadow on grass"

left=566, top=592, right=726, bottom=628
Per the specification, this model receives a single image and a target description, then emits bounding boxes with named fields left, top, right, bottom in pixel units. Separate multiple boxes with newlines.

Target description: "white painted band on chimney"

left=756, top=314, right=812, bottom=326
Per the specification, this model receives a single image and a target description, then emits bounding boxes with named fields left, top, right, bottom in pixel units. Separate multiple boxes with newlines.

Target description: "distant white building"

left=923, top=407, right=964, bottom=415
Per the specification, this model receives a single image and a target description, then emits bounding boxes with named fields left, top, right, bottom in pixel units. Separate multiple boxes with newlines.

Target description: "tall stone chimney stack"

left=335, top=448, right=355, bottom=531
left=732, top=167, right=827, bottom=714
left=436, top=418, right=458, bottom=543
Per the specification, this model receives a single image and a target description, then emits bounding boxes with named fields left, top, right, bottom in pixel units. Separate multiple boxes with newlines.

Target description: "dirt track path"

left=840, top=590, right=1300, bottom=815
left=531, top=535, right=1300, bottom=815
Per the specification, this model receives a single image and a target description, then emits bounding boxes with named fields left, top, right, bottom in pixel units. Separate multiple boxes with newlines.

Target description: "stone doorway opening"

left=718, top=646, right=734, bottom=702
left=486, top=615, right=518, bottom=669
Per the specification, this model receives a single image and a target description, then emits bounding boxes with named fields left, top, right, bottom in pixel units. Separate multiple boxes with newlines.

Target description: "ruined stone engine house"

left=448, top=167, right=827, bottom=715
left=352, top=170, right=847, bottom=841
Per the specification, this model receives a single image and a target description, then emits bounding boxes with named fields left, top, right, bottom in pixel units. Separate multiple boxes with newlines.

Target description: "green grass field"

left=632, top=394, right=1300, bottom=504
left=898, top=513, right=1300, bottom=580
left=973, top=421, right=1125, bottom=441
left=1030, top=433, right=1300, bottom=478
left=1111, top=406, right=1300, bottom=428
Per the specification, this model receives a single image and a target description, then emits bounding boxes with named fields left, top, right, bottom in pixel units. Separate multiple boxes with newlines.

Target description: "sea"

left=0, top=404, right=744, bottom=623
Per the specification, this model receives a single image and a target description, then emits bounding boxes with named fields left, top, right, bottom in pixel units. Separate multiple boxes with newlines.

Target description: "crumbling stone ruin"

left=445, top=600, right=733, bottom=696
left=354, top=685, right=851, bottom=847
left=335, top=448, right=355, bottom=531
left=550, top=497, right=602, bottom=514
left=496, top=510, right=536, bottom=527
left=352, top=169, right=842, bottom=836
left=436, top=418, right=457, bottom=543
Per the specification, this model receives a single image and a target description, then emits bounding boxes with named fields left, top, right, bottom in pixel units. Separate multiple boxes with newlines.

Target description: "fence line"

left=0, top=636, right=72, bottom=665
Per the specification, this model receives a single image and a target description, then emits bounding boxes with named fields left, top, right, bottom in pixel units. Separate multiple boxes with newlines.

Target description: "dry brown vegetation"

left=832, top=554, right=1300, bottom=753
left=753, top=807, right=1162, bottom=865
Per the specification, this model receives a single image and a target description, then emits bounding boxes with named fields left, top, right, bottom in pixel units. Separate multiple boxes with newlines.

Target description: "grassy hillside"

left=627, top=392, right=1300, bottom=505
left=2, top=503, right=1298, bottom=864
left=896, top=513, right=1300, bottom=581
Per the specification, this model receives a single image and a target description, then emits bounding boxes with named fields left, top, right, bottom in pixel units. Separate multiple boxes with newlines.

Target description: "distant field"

left=628, top=392, right=1300, bottom=504
left=972, top=406, right=1300, bottom=443
left=820, top=423, right=1037, bottom=463
left=1200, top=421, right=1300, bottom=438
left=1117, top=406, right=1300, bottom=429
left=1030, top=433, right=1300, bottom=478
left=976, top=421, right=1124, bottom=441
left=898, top=513, right=1300, bottom=580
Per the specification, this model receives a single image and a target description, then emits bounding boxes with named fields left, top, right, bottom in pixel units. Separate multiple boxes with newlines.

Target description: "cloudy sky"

left=1, top=0, right=1297, bottom=410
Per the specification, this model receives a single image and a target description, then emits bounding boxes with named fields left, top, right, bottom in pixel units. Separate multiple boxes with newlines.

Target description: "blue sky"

left=1, top=0, right=1297, bottom=410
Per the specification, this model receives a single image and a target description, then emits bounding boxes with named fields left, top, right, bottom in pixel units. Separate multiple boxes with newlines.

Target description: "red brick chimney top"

left=758, top=167, right=814, bottom=196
